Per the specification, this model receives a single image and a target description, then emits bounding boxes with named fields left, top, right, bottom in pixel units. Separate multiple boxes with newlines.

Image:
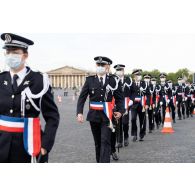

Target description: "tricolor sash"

left=141, top=96, right=147, bottom=107
left=124, top=97, right=130, bottom=109
left=0, top=115, right=41, bottom=163
left=23, top=118, right=41, bottom=159
left=0, top=115, right=24, bottom=133
left=90, top=102, right=104, bottom=110
left=134, top=96, right=141, bottom=102
left=90, top=101, right=114, bottom=132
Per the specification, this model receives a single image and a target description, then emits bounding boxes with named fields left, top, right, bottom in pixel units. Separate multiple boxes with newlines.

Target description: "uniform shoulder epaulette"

left=86, top=75, right=96, bottom=78
left=0, top=71, right=9, bottom=76
left=109, top=74, right=119, bottom=79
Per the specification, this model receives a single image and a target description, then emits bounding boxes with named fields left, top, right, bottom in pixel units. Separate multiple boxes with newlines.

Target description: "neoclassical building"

left=47, top=66, right=94, bottom=88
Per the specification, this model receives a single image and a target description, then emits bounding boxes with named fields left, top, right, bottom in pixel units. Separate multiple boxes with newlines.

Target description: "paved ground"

left=47, top=89, right=195, bottom=163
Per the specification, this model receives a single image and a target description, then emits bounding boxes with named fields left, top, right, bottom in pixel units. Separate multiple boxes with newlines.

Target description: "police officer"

left=166, top=80, right=176, bottom=123
left=150, top=76, right=161, bottom=129
left=76, top=56, right=124, bottom=163
left=175, top=77, right=185, bottom=120
left=114, top=64, right=133, bottom=147
left=184, top=81, right=194, bottom=118
left=159, top=73, right=169, bottom=125
left=143, top=74, right=153, bottom=133
left=130, top=69, right=147, bottom=142
left=0, top=33, right=60, bottom=163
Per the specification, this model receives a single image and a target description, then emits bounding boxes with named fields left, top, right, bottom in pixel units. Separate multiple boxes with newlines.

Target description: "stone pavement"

left=47, top=89, right=195, bottom=163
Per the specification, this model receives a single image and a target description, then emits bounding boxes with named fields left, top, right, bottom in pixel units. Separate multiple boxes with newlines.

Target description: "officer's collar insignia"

left=3, top=80, right=8, bottom=85
left=5, top=34, right=12, bottom=43
left=23, top=81, right=30, bottom=85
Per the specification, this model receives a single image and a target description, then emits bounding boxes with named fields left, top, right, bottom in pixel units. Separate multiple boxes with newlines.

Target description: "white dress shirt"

left=10, top=67, right=27, bottom=86
left=98, top=74, right=106, bottom=85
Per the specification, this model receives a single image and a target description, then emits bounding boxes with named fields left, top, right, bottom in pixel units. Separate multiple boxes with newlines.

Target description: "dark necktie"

left=100, top=77, right=103, bottom=87
left=13, top=74, right=19, bottom=92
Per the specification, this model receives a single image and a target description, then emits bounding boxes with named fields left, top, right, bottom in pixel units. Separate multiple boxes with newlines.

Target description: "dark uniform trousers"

left=168, top=99, right=175, bottom=120
left=148, top=108, right=154, bottom=130
left=177, top=100, right=185, bottom=118
left=122, top=113, right=130, bottom=139
left=186, top=98, right=193, bottom=117
left=111, top=116, right=123, bottom=153
left=131, top=104, right=146, bottom=138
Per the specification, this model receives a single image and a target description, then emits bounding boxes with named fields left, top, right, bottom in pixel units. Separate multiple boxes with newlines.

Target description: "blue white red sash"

left=23, top=118, right=41, bottom=157
left=134, top=96, right=141, bottom=102
left=102, top=102, right=113, bottom=120
left=0, top=115, right=24, bottom=132
left=90, top=101, right=113, bottom=120
left=124, top=97, right=130, bottom=109
left=90, top=102, right=104, bottom=110
left=0, top=115, right=41, bottom=161
left=141, top=96, right=147, bottom=107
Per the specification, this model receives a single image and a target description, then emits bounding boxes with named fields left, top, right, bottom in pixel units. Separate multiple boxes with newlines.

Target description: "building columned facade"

left=47, top=66, right=94, bottom=88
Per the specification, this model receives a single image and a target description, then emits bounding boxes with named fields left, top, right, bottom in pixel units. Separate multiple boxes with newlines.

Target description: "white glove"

left=167, top=99, right=170, bottom=104
left=128, top=100, right=133, bottom=107
left=176, top=101, right=178, bottom=105
left=185, top=97, right=187, bottom=101
left=160, top=102, right=163, bottom=106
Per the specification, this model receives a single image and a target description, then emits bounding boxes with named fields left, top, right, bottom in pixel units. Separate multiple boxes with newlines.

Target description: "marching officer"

left=159, top=73, right=169, bottom=125
left=185, top=81, right=194, bottom=118
left=113, top=64, right=133, bottom=147
left=143, top=74, right=153, bottom=133
left=166, top=80, right=176, bottom=123
left=130, top=69, right=147, bottom=142
left=150, top=76, right=161, bottom=129
left=76, top=56, right=124, bottom=163
left=175, top=77, right=186, bottom=120
left=0, top=33, right=60, bottom=163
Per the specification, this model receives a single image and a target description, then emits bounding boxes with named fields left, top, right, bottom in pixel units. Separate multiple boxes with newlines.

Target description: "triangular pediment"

left=47, top=66, right=91, bottom=75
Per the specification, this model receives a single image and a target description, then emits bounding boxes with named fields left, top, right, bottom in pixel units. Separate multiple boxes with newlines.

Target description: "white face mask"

left=137, top=75, right=142, bottom=81
left=151, top=81, right=156, bottom=85
left=144, top=79, right=150, bottom=83
left=116, top=70, right=124, bottom=77
left=168, top=83, right=172, bottom=88
left=5, top=54, right=24, bottom=69
left=160, top=78, right=166, bottom=82
left=178, top=81, right=182, bottom=85
left=96, top=66, right=106, bottom=76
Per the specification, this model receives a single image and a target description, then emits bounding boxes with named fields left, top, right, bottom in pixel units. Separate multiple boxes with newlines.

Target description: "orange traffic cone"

left=161, top=107, right=174, bottom=133
left=57, top=95, right=62, bottom=103
left=193, top=107, right=195, bottom=115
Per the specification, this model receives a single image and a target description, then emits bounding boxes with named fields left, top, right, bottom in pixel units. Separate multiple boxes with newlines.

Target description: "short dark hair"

left=5, top=46, right=28, bottom=54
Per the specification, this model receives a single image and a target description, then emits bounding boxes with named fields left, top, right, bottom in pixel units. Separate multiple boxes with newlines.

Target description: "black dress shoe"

left=139, top=137, right=144, bottom=142
left=178, top=117, right=182, bottom=120
left=191, top=114, right=193, bottom=117
left=132, top=136, right=137, bottom=142
left=111, top=152, right=119, bottom=161
left=183, top=115, right=185, bottom=119
left=116, top=143, right=123, bottom=148
left=124, top=138, right=129, bottom=146
left=173, top=119, right=176, bottom=123
left=149, top=130, right=152, bottom=133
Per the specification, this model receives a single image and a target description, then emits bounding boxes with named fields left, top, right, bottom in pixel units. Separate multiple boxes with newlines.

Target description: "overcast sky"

left=0, top=33, right=195, bottom=74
